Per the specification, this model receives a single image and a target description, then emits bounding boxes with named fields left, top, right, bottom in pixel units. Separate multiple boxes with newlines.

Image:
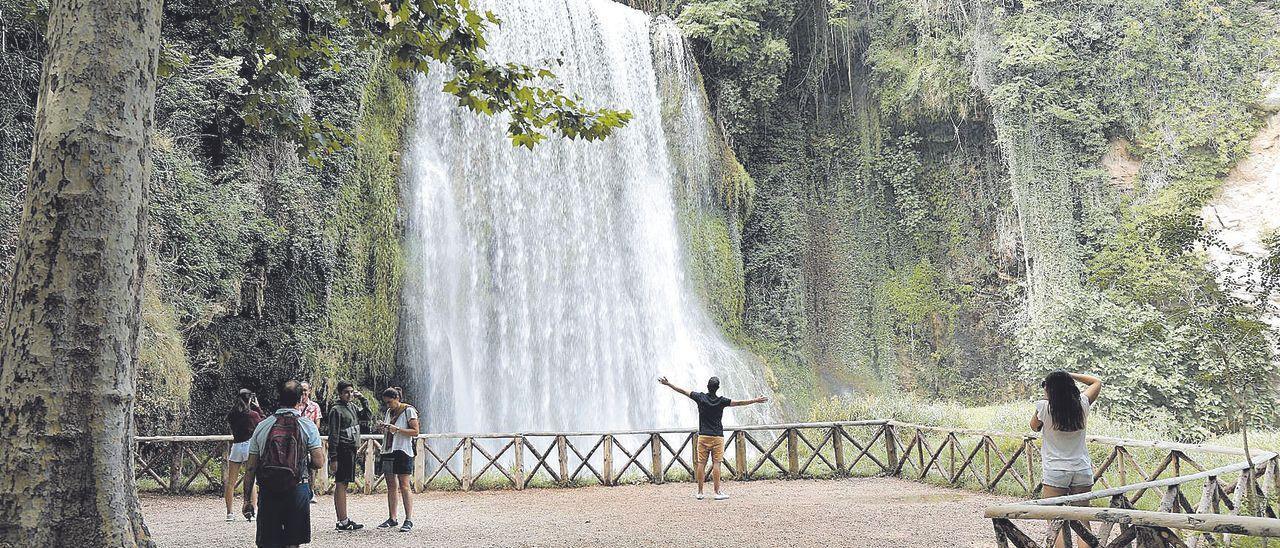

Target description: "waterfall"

left=401, top=0, right=774, bottom=436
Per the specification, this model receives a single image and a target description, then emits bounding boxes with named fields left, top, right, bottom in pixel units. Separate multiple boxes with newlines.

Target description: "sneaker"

left=713, top=493, right=729, bottom=501
left=400, top=519, right=414, bottom=533
left=246, top=514, right=255, bottom=522
left=377, top=518, right=399, bottom=529
left=694, top=493, right=705, bottom=500
left=225, top=513, right=237, bottom=522
left=336, top=520, right=364, bottom=531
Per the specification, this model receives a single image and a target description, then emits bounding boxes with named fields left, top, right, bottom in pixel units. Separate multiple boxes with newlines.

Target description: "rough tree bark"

left=0, top=0, right=162, bottom=546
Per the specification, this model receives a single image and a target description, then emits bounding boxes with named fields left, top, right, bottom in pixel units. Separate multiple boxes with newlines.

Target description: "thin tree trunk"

left=0, top=0, right=161, bottom=545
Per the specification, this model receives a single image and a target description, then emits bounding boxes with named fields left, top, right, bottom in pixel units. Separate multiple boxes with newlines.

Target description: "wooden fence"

left=980, top=436, right=1280, bottom=547
left=134, top=420, right=1280, bottom=545
left=134, top=420, right=896, bottom=494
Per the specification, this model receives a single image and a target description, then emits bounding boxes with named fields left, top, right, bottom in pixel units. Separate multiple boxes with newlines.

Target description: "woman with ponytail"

left=376, top=387, right=419, bottom=533
left=1031, top=371, right=1103, bottom=547
left=224, top=388, right=262, bottom=521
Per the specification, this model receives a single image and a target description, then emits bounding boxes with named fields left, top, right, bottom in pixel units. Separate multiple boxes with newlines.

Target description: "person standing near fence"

left=658, top=375, right=769, bottom=500
left=296, top=381, right=323, bottom=504
left=376, top=386, right=419, bottom=533
left=225, top=388, right=263, bottom=521
left=242, top=380, right=325, bottom=548
left=327, top=381, right=370, bottom=531
left=1031, top=371, right=1103, bottom=548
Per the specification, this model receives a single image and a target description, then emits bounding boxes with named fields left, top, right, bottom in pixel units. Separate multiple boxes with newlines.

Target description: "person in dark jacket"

left=225, top=388, right=263, bottom=521
left=327, top=381, right=370, bottom=530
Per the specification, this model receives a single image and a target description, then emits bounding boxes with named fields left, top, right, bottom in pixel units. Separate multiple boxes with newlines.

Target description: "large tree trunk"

left=0, top=0, right=161, bottom=545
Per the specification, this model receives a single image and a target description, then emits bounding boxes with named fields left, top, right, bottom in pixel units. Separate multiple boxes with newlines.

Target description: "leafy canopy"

left=212, top=0, right=632, bottom=154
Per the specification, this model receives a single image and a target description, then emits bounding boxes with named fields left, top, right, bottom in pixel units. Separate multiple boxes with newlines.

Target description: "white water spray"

left=401, top=0, right=773, bottom=435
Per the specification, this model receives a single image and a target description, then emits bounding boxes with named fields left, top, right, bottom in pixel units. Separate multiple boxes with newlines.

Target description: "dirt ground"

left=143, top=476, right=1015, bottom=547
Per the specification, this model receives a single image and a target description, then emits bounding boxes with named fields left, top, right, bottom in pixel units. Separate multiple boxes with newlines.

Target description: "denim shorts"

left=228, top=441, right=251, bottom=463
left=1042, top=467, right=1093, bottom=489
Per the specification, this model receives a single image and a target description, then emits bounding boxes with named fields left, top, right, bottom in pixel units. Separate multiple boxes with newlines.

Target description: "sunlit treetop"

left=211, top=0, right=632, bottom=156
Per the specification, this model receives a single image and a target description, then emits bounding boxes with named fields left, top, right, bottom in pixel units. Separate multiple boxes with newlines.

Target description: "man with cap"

left=658, top=375, right=768, bottom=500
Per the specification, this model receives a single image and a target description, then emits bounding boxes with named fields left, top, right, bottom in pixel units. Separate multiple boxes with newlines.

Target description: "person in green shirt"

left=327, top=380, right=371, bottom=531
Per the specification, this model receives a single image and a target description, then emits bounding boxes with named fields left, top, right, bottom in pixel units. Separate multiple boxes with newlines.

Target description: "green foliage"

left=135, top=278, right=195, bottom=435
left=854, top=0, right=979, bottom=123
left=308, top=54, right=408, bottom=390
left=0, top=2, right=42, bottom=292
left=213, top=0, right=631, bottom=155
left=675, top=0, right=794, bottom=138
left=718, top=150, right=756, bottom=218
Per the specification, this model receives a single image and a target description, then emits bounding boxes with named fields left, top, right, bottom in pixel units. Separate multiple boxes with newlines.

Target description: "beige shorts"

left=696, top=435, right=725, bottom=466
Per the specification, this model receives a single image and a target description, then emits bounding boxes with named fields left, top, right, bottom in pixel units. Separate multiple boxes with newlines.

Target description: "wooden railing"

left=133, top=420, right=1280, bottom=544
left=981, top=436, right=1280, bottom=547
left=134, top=420, right=896, bottom=495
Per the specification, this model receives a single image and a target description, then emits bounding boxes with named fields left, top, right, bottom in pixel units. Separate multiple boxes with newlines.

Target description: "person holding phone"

left=327, top=381, right=370, bottom=531
left=375, top=387, right=419, bottom=533
left=225, top=388, right=263, bottom=521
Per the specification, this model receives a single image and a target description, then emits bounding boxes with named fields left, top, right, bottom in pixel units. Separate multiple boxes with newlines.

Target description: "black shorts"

left=256, top=482, right=311, bottom=548
left=380, top=450, right=413, bottom=476
left=333, top=444, right=358, bottom=484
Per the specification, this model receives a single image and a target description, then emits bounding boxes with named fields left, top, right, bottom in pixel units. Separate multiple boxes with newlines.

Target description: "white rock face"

left=1260, top=72, right=1280, bottom=112
left=1205, top=113, right=1280, bottom=258
left=1202, top=105, right=1280, bottom=323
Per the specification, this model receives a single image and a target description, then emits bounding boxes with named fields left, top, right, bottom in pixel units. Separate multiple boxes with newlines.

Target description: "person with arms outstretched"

left=1031, top=371, right=1103, bottom=548
left=658, top=375, right=768, bottom=500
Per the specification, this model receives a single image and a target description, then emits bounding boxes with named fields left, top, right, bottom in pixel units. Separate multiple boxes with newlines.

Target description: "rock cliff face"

left=657, top=0, right=1280, bottom=434
left=1204, top=79, right=1280, bottom=321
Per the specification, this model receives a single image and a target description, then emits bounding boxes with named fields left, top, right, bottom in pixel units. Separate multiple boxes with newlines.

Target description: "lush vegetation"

left=0, top=0, right=629, bottom=436
left=669, top=0, right=1280, bottom=440
left=2, top=0, right=1277, bottom=441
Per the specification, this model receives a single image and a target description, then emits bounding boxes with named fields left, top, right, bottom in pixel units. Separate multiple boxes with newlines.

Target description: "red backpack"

left=256, top=412, right=307, bottom=494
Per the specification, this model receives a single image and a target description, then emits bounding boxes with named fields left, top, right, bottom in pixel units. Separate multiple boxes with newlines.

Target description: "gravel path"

left=143, top=477, right=1015, bottom=547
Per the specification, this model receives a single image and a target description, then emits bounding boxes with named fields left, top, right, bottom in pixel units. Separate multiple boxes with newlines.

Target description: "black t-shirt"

left=689, top=392, right=732, bottom=437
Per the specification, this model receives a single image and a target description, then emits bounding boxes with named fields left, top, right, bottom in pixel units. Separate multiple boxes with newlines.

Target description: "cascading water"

left=401, top=0, right=774, bottom=436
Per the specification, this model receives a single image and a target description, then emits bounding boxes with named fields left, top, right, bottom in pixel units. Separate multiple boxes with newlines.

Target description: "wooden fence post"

left=602, top=435, right=614, bottom=486
left=1023, top=439, right=1034, bottom=494
left=223, top=442, right=233, bottom=493
left=651, top=433, right=663, bottom=484
left=556, top=436, right=569, bottom=484
left=317, top=440, right=330, bottom=495
left=513, top=435, right=525, bottom=490
left=787, top=428, right=799, bottom=477
left=984, top=437, right=992, bottom=486
left=461, top=437, right=474, bottom=491
left=734, top=431, right=747, bottom=480
left=832, top=426, right=846, bottom=475
left=413, top=438, right=426, bottom=492
left=884, top=424, right=899, bottom=475
left=169, top=442, right=183, bottom=493
left=363, top=439, right=376, bottom=495
left=1267, top=457, right=1279, bottom=501
left=1117, top=446, right=1127, bottom=485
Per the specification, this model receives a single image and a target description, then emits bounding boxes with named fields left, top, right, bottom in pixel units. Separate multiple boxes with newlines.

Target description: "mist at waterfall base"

left=400, top=0, right=775, bottom=442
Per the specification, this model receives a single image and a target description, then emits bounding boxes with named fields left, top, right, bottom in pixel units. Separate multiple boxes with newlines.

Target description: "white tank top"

left=1036, top=394, right=1092, bottom=471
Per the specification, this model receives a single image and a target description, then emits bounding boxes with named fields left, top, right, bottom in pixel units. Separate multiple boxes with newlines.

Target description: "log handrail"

left=986, top=504, right=1280, bottom=537
left=134, top=419, right=892, bottom=442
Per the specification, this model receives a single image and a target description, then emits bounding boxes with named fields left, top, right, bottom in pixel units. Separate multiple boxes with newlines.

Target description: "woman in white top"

left=1031, top=371, right=1102, bottom=547
left=376, top=387, right=420, bottom=533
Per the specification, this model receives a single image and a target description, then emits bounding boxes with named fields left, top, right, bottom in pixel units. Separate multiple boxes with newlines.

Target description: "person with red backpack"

left=241, top=380, right=324, bottom=548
